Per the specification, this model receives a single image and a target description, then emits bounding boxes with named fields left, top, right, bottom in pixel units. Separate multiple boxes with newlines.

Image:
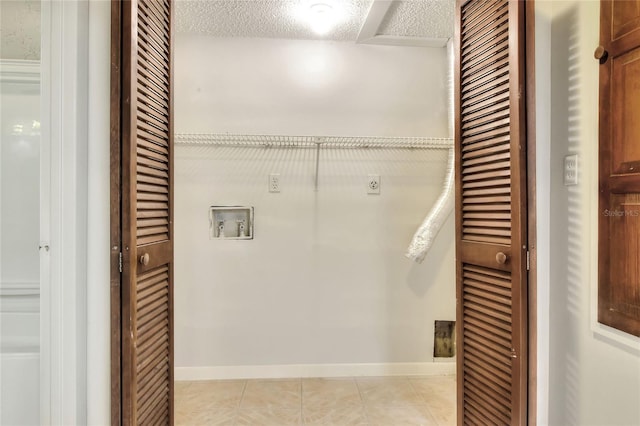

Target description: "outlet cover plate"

left=269, top=173, right=280, bottom=193
left=368, top=174, right=380, bottom=194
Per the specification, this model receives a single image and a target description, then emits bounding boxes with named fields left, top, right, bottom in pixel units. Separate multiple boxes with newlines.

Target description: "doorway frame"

left=104, top=2, right=538, bottom=424
left=39, top=0, right=90, bottom=423
left=525, top=1, right=538, bottom=425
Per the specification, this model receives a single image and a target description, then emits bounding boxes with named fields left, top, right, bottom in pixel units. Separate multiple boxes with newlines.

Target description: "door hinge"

left=526, top=250, right=530, bottom=271
left=119, top=252, right=123, bottom=273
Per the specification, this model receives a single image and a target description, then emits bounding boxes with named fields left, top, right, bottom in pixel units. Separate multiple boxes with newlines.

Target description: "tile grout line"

left=407, top=376, right=451, bottom=426
left=233, top=379, right=248, bottom=426
left=175, top=376, right=455, bottom=426
left=353, top=376, right=372, bottom=426
left=299, top=377, right=303, bottom=425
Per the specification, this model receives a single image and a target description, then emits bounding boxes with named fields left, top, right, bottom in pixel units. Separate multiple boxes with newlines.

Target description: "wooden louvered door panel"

left=454, top=0, right=528, bottom=425
left=114, top=0, right=174, bottom=424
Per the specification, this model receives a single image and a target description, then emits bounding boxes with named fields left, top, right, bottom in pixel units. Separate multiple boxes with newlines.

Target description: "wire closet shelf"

left=174, top=133, right=453, bottom=150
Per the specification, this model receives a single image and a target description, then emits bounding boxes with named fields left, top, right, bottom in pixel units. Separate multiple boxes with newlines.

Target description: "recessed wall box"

left=209, top=206, right=254, bottom=240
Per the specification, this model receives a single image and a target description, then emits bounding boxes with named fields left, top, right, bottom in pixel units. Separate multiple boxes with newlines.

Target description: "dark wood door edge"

left=525, top=0, right=537, bottom=424
left=110, top=0, right=122, bottom=424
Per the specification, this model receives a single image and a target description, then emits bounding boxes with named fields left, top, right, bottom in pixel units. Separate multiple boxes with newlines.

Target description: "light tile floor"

left=175, top=376, right=456, bottom=426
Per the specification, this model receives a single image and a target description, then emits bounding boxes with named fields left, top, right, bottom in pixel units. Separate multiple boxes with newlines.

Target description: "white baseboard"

left=175, top=361, right=456, bottom=382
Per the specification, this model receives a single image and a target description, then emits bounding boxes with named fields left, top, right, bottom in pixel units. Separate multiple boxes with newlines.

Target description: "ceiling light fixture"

left=309, top=3, right=334, bottom=34
left=294, top=0, right=346, bottom=36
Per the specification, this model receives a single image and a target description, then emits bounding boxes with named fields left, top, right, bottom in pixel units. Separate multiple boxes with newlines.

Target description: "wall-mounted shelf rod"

left=175, top=133, right=453, bottom=192
left=175, top=133, right=453, bottom=150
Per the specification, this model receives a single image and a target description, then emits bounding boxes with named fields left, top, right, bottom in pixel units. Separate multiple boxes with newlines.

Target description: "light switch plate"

left=564, top=154, right=578, bottom=186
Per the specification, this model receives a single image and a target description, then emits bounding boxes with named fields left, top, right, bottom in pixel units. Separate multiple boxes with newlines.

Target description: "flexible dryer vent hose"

left=405, top=40, right=455, bottom=264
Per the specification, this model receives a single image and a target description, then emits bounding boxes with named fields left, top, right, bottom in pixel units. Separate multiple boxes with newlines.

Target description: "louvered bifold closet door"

left=454, top=0, right=527, bottom=425
left=120, top=0, right=174, bottom=424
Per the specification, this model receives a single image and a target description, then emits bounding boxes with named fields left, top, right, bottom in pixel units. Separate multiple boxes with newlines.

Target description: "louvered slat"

left=137, top=318, right=168, bottom=355
left=124, top=0, right=173, bottom=423
left=142, top=0, right=170, bottom=31
left=464, top=356, right=510, bottom=401
left=138, top=42, right=170, bottom=76
left=462, top=142, right=509, bottom=160
left=137, top=107, right=169, bottom=133
left=462, top=0, right=505, bottom=25
left=461, top=72, right=509, bottom=105
left=465, top=351, right=511, bottom=394
left=138, top=384, right=169, bottom=425
left=137, top=38, right=169, bottom=80
left=138, top=136, right=169, bottom=153
left=138, top=84, right=169, bottom=111
left=462, top=107, right=510, bottom=131
left=136, top=61, right=169, bottom=248
left=461, top=260, right=513, bottom=424
left=460, top=5, right=512, bottom=249
left=137, top=44, right=169, bottom=78
left=135, top=262, right=170, bottom=421
left=462, top=52, right=510, bottom=92
left=138, top=173, right=169, bottom=186
left=138, top=8, right=170, bottom=48
left=462, top=102, right=510, bottom=129
left=138, top=210, right=169, bottom=220
left=465, top=379, right=511, bottom=423
left=137, top=201, right=168, bottom=210
left=137, top=333, right=168, bottom=372
left=461, top=127, right=510, bottom=147
left=137, top=128, right=169, bottom=151
left=462, top=21, right=509, bottom=60
left=138, top=63, right=169, bottom=99
left=465, top=336, right=512, bottom=372
left=138, top=3, right=169, bottom=50
left=138, top=119, right=167, bottom=140
left=138, top=146, right=169, bottom=164
left=137, top=103, right=169, bottom=131
left=137, top=70, right=168, bottom=97
left=462, top=56, right=509, bottom=90
left=137, top=377, right=169, bottom=417
left=462, top=1, right=508, bottom=42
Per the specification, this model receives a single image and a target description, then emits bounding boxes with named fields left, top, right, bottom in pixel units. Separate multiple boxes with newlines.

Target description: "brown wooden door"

left=598, top=0, right=640, bottom=337
left=111, top=0, right=175, bottom=424
left=454, top=0, right=528, bottom=424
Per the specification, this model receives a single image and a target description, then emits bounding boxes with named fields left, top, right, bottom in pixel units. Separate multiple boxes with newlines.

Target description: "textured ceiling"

left=176, top=0, right=373, bottom=41
left=175, top=0, right=455, bottom=41
left=378, top=0, right=454, bottom=39
left=0, top=1, right=41, bottom=60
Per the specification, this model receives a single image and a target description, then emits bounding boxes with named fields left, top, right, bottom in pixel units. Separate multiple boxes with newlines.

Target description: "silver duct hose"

left=405, top=40, right=455, bottom=263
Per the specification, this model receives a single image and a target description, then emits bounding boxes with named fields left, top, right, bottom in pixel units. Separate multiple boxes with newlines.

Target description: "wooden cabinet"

left=598, top=0, right=640, bottom=337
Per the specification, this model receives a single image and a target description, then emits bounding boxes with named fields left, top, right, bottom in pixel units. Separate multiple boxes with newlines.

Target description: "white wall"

left=0, top=68, right=40, bottom=310
left=174, top=36, right=456, bottom=374
left=40, top=0, right=90, bottom=422
left=544, top=1, right=640, bottom=425
left=176, top=36, right=449, bottom=137
left=0, top=6, right=42, bottom=426
left=0, top=61, right=41, bottom=426
left=86, top=0, right=111, bottom=423
left=534, top=1, right=552, bottom=423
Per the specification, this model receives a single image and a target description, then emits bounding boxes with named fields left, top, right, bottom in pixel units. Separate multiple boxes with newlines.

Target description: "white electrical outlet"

left=269, top=173, right=280, bottom=193
left=564, top=154, right=578, bottom=186
left=367, top=174, right=380, bottom=194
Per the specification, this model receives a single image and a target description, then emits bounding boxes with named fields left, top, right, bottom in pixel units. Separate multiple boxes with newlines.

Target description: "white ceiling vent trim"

left=357, top=0, right=448, bottom=47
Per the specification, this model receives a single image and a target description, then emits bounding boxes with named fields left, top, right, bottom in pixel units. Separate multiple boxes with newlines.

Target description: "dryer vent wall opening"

left=433, top=320, right=455, bottom=358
